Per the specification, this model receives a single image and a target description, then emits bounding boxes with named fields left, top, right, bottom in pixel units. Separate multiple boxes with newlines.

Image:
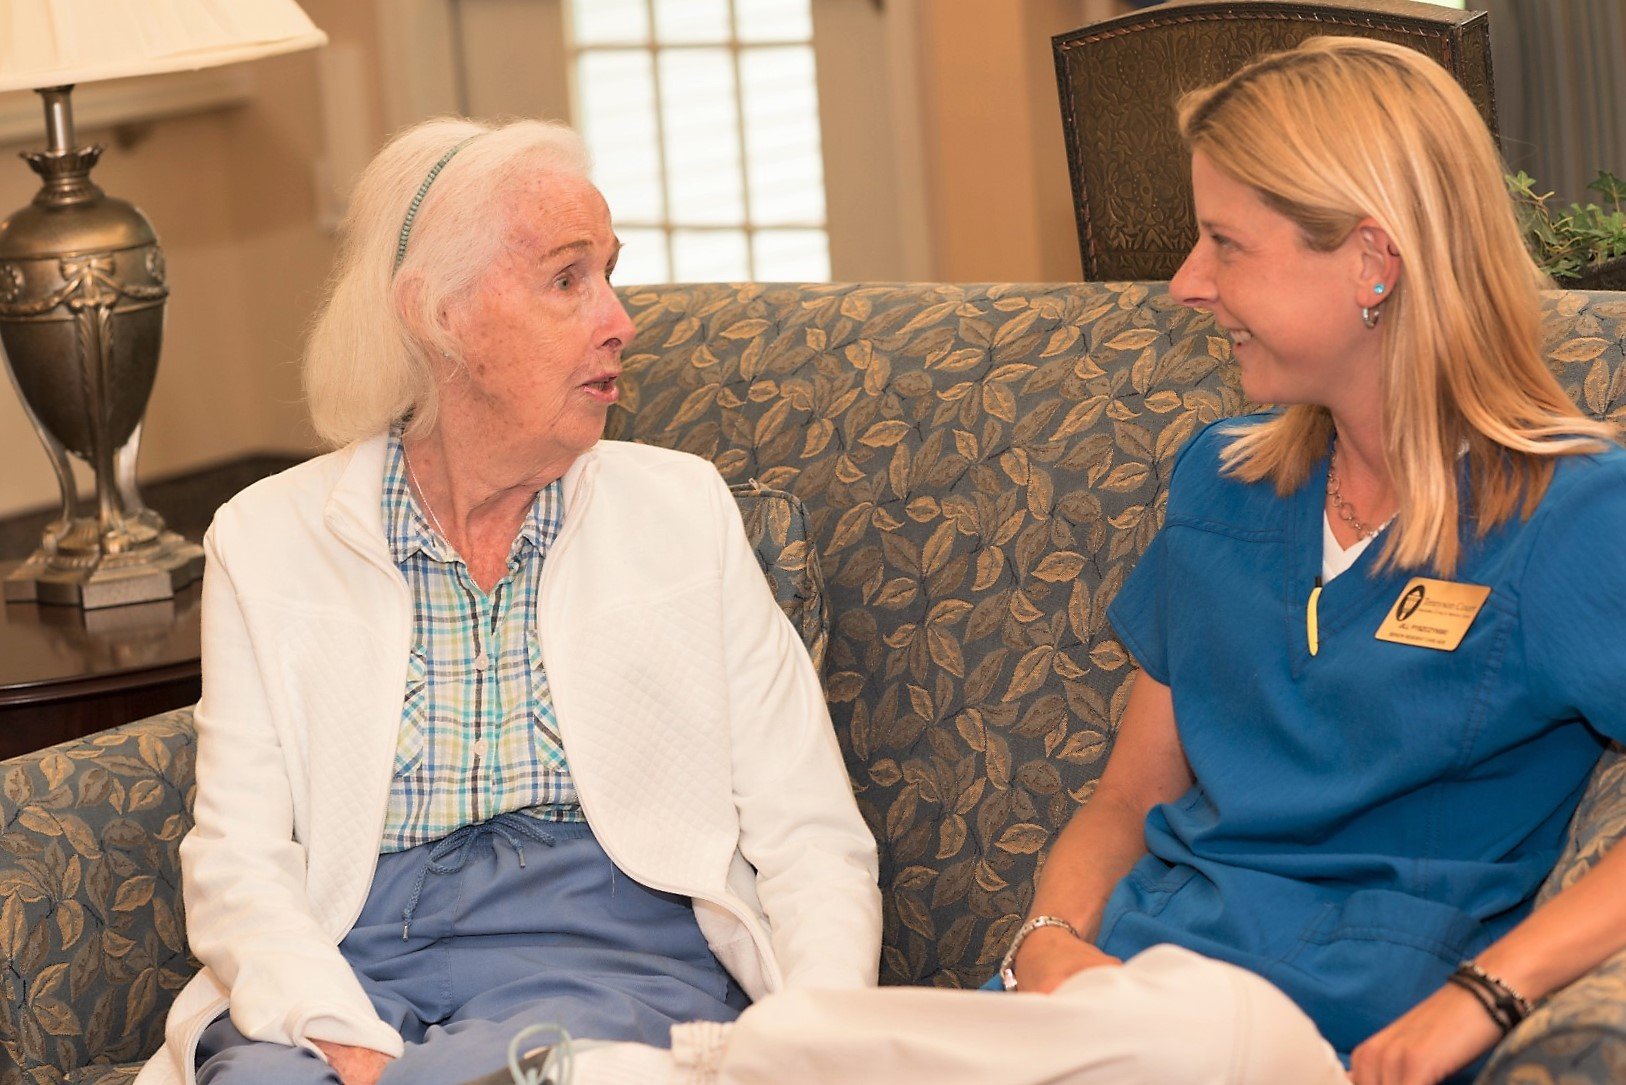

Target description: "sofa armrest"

left=1478, top=952, right=1626, bottom=1084
left=1478, top=745, right=1626, bottom=1083
left=0, top=708, right=198, bottom=1078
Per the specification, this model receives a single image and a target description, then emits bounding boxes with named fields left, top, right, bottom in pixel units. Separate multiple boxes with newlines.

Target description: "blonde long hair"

left=304, top=118, right=590, bottom=447
left=1178, top=36, right=1616, bottom=575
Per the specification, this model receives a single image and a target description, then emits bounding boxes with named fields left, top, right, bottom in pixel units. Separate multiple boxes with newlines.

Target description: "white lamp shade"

left=0, top=0, right=327, bottom=92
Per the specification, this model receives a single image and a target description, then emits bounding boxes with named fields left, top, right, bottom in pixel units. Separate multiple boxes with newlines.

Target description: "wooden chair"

left=1054, top=0, right=1496, bottom=280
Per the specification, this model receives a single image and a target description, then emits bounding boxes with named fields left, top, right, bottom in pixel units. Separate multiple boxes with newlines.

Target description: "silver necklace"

left=1326, top=441, right=1379, bottom=539
left=402, top=448, right=452, bottom=543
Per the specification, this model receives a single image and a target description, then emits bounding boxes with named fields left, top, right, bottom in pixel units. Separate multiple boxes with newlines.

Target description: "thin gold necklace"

left=402, top=448, right=452, bottom=543
left=1326, top=441, right=1379, bottom=539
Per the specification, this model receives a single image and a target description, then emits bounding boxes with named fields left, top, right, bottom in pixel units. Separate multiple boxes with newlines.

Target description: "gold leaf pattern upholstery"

left=3, top=283, right=1624, bottom=1083
left=0, top=710, right=196, bottom=1084
left=609, top=281, right=1242, bottom=991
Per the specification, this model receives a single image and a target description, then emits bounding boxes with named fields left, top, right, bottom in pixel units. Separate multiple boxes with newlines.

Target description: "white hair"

left=303, top=117, right=592, bottom=447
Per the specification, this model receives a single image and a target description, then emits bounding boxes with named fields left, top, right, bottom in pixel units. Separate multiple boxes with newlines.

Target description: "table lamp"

left=0, top=1, right=327, bottom=608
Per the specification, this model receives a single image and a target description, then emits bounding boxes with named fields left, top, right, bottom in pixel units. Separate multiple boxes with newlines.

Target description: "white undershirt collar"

left=1322, top=512, right=1380, bottom=582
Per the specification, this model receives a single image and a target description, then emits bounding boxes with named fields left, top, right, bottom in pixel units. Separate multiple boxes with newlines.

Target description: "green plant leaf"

left=1507, top=169, right=1626, bottom=279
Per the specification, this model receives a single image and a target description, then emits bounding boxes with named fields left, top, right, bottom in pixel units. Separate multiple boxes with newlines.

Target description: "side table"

left=0, top=452, right=303, bottom=761
left=0, top=562, right=201, bottom=760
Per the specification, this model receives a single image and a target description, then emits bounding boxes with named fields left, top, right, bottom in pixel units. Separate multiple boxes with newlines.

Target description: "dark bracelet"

left=1449, top=961, right=1535, bottom=1035
left=1447, top=973, right=1514, bottom=1034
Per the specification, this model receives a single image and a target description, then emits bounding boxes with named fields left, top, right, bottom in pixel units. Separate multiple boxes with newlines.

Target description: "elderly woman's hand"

left=313, top=1040, right=395, bottom=1085
left=1347, top=982, right=1501, bottom=1085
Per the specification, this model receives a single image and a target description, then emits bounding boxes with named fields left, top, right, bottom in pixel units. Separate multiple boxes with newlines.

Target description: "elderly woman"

left=556, top=37, right=1626, bottom=1085
left=135, top=118, right=880, bottom=1085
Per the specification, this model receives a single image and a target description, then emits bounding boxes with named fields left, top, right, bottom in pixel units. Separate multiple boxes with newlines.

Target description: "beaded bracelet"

left=1448, top=960, right=1535, bottom=1035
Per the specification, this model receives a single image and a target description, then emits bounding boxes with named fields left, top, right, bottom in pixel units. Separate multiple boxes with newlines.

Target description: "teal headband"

left=393, top=135, right=480, bottom=273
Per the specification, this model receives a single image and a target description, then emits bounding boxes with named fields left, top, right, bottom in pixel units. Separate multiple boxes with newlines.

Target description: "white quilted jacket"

left=137, top=435, right=881, bottom=1085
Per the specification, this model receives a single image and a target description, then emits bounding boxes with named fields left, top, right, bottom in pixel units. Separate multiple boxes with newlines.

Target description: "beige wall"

left=0, top=0, right=387, bottom=519
left=913, top=0, right=1121, bottom=283
left=0, top=1, right=1127, bottom=519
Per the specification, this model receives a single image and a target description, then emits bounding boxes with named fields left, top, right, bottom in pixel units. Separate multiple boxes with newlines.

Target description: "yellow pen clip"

left=1306, top=576, right=1322, bottom=657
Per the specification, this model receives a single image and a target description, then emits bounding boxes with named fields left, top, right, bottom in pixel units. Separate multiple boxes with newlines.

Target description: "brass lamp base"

left=4, top=531, right=202, bottom=609
left=0, top=85, right=203, bottom=610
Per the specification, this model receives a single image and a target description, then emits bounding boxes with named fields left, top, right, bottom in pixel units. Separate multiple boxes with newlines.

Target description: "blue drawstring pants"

left=195, top=814, right=748, bottom=1084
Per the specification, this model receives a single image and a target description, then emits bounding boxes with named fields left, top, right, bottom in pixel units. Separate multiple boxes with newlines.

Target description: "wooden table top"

left=0, top=563, right=202, bottom=707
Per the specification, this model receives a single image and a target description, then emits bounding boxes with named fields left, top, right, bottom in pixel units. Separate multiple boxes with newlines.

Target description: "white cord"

left=507, top=1023, right=573, bottom=1085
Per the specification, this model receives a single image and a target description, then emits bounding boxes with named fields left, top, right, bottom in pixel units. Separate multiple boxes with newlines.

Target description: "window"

left=568, top=0, right=830, bottom=284
left=375, top=0, right=921, bottom=282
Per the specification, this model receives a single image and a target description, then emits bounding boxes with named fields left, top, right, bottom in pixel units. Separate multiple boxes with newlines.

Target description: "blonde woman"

left=557, top=36, right=1626, bottom=1085
left=1011, top=35, right=1626, bottom=1085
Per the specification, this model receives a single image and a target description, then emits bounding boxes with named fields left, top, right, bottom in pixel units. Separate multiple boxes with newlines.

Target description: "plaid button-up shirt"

left=379, top=433, right=584, bottom=853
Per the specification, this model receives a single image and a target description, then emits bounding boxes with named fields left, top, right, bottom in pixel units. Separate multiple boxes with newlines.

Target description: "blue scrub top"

left=1103, top=418, right=1626, bottom=1060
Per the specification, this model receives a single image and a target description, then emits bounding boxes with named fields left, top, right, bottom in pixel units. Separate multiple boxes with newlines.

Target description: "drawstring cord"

left=506, top=1022, right=574, bottom=1084
left=401, top=812, right=558, bottom=940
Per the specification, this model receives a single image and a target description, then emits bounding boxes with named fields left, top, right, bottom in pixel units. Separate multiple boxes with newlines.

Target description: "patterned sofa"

left=3, top=282, right=1624, bottom=1084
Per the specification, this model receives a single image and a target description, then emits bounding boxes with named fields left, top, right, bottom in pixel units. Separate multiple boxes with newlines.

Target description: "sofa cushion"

left=730, top=480, right=829, bottom=672
left=611, top=281, right=1242, bottom=986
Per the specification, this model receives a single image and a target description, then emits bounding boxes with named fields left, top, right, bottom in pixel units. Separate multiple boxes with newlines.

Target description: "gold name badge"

left=1374, top=577, right=1492, bottom=651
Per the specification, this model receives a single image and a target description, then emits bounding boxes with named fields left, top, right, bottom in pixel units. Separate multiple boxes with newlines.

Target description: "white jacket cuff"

left=299, top=1008, right=405, bottom=1060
